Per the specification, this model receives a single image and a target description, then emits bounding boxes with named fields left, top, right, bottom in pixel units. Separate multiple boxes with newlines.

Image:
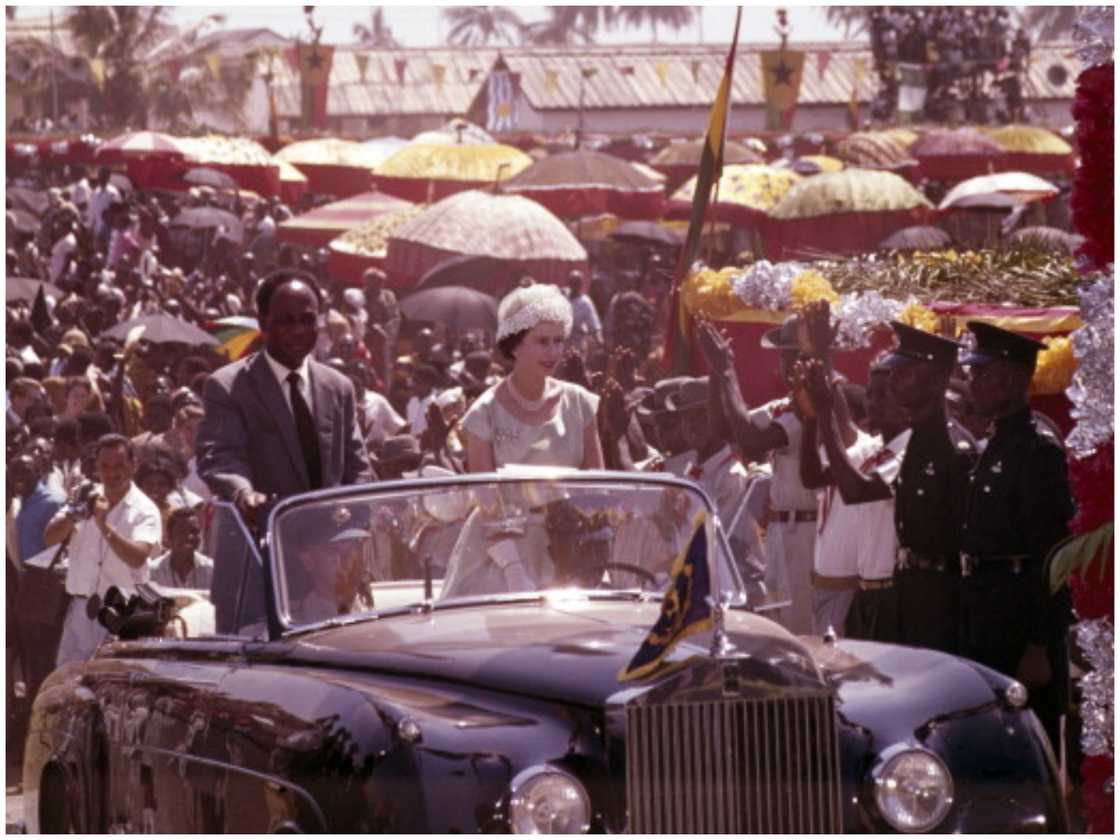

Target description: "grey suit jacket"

left=196, top=352, right=375, bottom=503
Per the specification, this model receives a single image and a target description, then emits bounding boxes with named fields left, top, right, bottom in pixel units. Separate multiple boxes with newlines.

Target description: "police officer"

left=960, top=322, right=1073, bottom=749
left=880, top=322, right=978, bottom=654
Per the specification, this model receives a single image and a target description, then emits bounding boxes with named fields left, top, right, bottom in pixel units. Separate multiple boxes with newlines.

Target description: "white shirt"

left=570, top=293, right=602, bottom=338
left=64, top=482, right=162, bottom=598
left=87, top=183, right=120, bottom=234
left=407, top=392, right=438, bottom=435
left=750, top=399, right=819, bottom=512
left=363, top=390, right=406, bottom=443
left=814, top=429, right=911, bottom=580
left=264, top=350, right=313, bottom=417
left=70, top=178, right=90, bottom=208
left=50, top=232, right=77, bottom=282
left=149, top=550, right=214, bottom=590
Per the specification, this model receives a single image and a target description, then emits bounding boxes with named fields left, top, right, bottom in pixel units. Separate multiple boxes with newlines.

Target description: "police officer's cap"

left=760, top=314, right=801, bottom=350
left=960, top=321, right=1046, bottom=368
left=880, top=321, right=960, bottom=369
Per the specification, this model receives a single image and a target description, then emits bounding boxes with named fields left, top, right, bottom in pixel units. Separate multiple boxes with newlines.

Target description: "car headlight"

left=509, top=766, right=590, bottom=834
left=871, top=746, right=953, bottom=833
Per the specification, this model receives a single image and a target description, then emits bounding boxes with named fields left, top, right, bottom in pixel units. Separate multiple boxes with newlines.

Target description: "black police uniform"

left=959, top=322, right=1074, bottom=749
left=881, top=322, right=978, bottom=655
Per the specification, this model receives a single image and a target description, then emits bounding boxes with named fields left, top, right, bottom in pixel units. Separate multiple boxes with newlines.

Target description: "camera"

left=66, top=480, right=100, bottom=521
left=97, top=584, right=177, bottom=640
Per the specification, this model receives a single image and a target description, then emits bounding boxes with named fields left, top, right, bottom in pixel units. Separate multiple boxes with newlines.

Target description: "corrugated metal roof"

left=239, top=40, right=1083, bottom=119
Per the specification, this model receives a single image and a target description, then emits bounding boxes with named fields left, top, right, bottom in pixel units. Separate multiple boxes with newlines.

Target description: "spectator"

left=148, top=506, right=214, bottom=590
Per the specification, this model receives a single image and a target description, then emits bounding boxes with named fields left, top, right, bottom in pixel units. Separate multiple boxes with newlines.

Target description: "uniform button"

left=917, top=489, right=925, bottom=496
left=983, top=485, right=991, bottom=493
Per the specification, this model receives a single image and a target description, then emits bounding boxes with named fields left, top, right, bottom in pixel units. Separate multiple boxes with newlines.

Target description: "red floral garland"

left=1071, top=62, right=1114, bottom=272
left=1069, top=57, right=1115, bottom=836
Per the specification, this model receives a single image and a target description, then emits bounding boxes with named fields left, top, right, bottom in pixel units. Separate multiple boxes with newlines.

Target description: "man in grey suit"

left=196, top=270, right=375, bottom=632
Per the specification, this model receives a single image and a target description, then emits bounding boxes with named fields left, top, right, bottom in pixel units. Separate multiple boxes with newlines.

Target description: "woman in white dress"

left=461, top=283, right=604, bottom=471
left=444, top=284, right=604, bottom=597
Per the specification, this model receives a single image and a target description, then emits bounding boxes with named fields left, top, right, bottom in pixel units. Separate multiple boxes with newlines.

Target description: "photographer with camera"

left=43, top=433, right=162, bottom=667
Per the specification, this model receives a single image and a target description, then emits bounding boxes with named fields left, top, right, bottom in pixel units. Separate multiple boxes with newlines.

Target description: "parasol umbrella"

left=672, top=165, right=802, bottom=212
left=275, top=138, right=387, bottom=169
left=169, top=206, right=245, bottom=241
left=769, top=169, right=932, bottom=219
left=95, top=130, right=189, bottom=161
left=984, top=125, right=1073, bottom=155
left=835, top=131, right=916, bottom=168
left=878, top=226, right=953, bottom=251
left=278, top=191, right=414, bottom=248
left=6, top=207, right=40, bottom=235
left=6, top=186, right=48, bottom=216
left=386, top=189, right=587, bottom=288
left=183, top=167, right=239, bottom=191
left=376, top=144, right=533, bottom=203
left=411, top=118, right=495, bottom=146
left=399, top=286, right=498, bottom=332
left=7, top=276, right=63, bottom=303
left=938, top=172, right=1058, bottom=211
left=415, top=255, right=522, bottom=298
left=609, top=220, right=683, bottom=248
left=104, top=313, right=219, bottom=346
left=204, top=315, right=261, bottom=360
left=1008, top=226, right=1086, bottom=253
left=910, top=128, right=1003, bottom=157
left=629, top=161, right=667, bottom=183
left=501, top=150, right=664, bottom=220
left=650, top=139, right=763, bottom=167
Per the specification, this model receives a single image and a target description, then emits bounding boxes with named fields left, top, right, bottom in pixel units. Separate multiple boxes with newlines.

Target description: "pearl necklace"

left=506, top=376, right=550, bottom=412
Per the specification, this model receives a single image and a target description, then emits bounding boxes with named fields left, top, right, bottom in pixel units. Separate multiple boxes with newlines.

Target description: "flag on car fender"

left=619, top=512, right=713, bottom=682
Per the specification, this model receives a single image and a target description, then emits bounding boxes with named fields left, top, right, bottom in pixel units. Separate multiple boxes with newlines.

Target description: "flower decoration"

left=730, top=259, right=804, bottom=311
left=1065, top=269, right=1114, bottom=457
left=680, top=267, right=745, bottom=320
left=1029, top=335, right=1077, bottom=396
left=789, top=269, right=839, bottom=310
left=896, top=302, right=940, bottom=334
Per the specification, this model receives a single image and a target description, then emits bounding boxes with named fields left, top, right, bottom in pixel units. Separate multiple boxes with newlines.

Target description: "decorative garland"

left=1066, top=5, right=1114, bottom=832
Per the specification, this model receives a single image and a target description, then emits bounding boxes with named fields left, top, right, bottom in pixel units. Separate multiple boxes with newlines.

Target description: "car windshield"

left=270, top=474, right=746, bottom=629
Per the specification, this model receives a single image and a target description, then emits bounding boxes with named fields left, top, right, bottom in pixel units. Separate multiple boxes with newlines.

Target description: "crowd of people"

left=6, top=155, right=1074, bottom=762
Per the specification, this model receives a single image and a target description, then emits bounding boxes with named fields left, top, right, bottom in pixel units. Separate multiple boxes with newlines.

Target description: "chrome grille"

left=625, top=693, right=842, bottom=833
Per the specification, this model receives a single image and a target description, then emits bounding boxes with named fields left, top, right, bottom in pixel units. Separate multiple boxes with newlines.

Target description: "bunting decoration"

left=205, top=53, right=222, bottom=82
left=665, top=6, right=742, bottom=375
left=433, top=63, right=446, bottom=89
left=621, top=65, right=635, bottom=77
left=545, top=69, right=559, bottom=93
left=296, top=43, right=334, bottom=129
left=468, top=68, right=480, bottom=82
left=690, top=60, right=702, bottom=83
left=761, top=48, right=805, bottom=130
left=581, top=67, right=598, bottom=79
left=89, top=57, right=106, bottom=90
left=487, top=68, right=515, bottom=132
left=618, top=513, right=713, bottom=683
left=817, top=51, right=831, bottom=80
left=394, top=58, right=408, bottom=85
left=355, top=52, right=369, bottom=83
left=655, top=61, right=670, bottom=84
left=849, top=57, right=867, bottom=128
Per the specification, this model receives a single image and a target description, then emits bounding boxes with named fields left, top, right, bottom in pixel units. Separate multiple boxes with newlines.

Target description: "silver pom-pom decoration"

left=1074, top=5, right=1115, bottom=68
left=730, top=260, right=805, bottom=311
left=1065, top=269, right=1115, bottom=457
left=833, top=291, right=907, bottom=348
left=1075, top=617, right=1115, bottom=758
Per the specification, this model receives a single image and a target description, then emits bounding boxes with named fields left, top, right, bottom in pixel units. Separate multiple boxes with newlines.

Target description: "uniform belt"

left=895, top=548, right=953, bottom=573
left=859, top=577, right=894, bottom=591
left=960, top=553, right=1029, bottom=577
left=772, top=509, right=818, bottom=523
left=810, top=571, right=859, bottom=590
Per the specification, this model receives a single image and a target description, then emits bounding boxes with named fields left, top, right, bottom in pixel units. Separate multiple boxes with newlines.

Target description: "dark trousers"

left=895, top=567, right=960, bottom=654
left=846, top=585, right=900, bottom=644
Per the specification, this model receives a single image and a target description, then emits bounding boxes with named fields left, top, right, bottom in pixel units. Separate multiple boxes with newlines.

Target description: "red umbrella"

left=501, top=150, right=665, bottom=220
left=277, top=191, right=414, bottom=248
left=95, top=131, right=189, bottom=162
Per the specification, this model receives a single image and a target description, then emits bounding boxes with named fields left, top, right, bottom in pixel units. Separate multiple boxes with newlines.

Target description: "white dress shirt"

left=64, top=482, right=162, bottom=598
left=264, top=350, right=314, bottom=417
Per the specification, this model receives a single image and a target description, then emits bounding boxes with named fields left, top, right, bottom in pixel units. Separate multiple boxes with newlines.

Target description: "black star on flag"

left=306, top=50, right=324, bottom=70
left=770, top=59, right=794, bottom=86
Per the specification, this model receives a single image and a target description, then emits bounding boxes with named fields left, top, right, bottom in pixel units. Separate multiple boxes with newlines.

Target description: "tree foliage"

left=614, top=6, right=697, bottom=42
left=442, top=6, right=525, bottom=47
left=353, top=8, right=401, bottom=49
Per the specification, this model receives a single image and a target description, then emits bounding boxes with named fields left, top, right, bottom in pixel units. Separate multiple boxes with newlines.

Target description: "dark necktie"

left=287, top=371, right=322, bottom=490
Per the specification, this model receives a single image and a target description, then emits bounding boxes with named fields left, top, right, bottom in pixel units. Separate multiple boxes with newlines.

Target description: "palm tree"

left=352, top=8, right=401, bottom=48
left=823, top=7, right=871, bottom=40
left=614, top=6, right=696, bottom=43
left=1017, top=6, right=1081, bottom=41
left=521, top=7, right=597, bottom=46
left=442, top=6, right=524, bottom=47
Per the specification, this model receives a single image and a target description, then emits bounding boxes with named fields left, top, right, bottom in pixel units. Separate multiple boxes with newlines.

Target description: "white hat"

left=496, top=283, right=572, bottom=343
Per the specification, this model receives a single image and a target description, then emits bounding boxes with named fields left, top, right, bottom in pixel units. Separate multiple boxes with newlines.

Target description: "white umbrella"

left=938, top=172, right=1059, bottom=211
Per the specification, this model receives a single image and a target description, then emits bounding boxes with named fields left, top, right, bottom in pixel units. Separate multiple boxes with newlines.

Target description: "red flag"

left=817, top=51, right=831, bottom=80
left=664, top=7, right=742, bottom=375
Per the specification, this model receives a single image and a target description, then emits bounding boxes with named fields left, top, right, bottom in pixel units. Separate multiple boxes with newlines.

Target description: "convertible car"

left=23, top=471, right=1067, bottom=833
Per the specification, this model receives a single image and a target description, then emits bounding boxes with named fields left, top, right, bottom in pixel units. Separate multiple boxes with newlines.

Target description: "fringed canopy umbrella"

left=501, top=150, right=664, bottom=220
left=650, top=139, right=764, bottom=193
left=274, top=138, right=385, bottom=198
left=277, top=191, right=414, bottom=248
left=385, top=190, right=587, bottom=289
left=1008, top=226, right=1086, bottom=253
left=411, top=118, right=495, bottom=146
left=375, top=144, right=533, bottom=203
left=667, top=165, right=801, bottom=233
left=911, top=128, right=1004, bottom=156
left=95, top=131, right=189, bottom=162
left=835, top=131, right=916, bottom=169
left=985, top=125, right=1073, bottom=154
left=938, top=172, right=1058, bottom=211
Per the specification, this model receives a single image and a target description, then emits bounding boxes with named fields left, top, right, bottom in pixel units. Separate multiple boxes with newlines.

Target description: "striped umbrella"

left=205, top=316, right=261, bottom=360
left=95, top=131, right=189, bottom=161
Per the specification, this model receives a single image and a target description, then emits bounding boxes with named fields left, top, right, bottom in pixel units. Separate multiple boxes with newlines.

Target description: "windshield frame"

left=265, top=469, right=750, bottom=636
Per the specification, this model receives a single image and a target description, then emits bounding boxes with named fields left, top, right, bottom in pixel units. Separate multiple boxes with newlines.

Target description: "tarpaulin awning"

left=278, top=191, right=415, bottom=248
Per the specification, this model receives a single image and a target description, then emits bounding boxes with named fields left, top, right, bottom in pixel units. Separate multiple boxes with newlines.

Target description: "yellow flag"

left=89, top=58, right=106, bottom=90
left=206, top=53, right=222, bottom=82
left=760, top=50, right=805, bottom=114
left=433, top=64, right=446, bottom=88
left=355, top=52, right=370, bottom=83
left=655, top=61, right=670, bottom=84
left=545, top=69, right=559, bottom=93
left=853, top=56, right=867, bottom=83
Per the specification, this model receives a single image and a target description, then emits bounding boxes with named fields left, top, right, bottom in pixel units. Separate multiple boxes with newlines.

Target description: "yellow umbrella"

left=276, top=138, right=391, bottom=169
left=376, top=143, right=533, bottom=182
left=800, top=154, right=845, bottom=173
left=769, top=169, right=932, bottom=219
left=671, top=164, right=802, bottom=211
left=985, top=125, right=1073, bottom=154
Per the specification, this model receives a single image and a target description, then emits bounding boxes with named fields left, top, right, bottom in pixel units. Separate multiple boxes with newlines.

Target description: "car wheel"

left=39, top=764, right=74, bottom=834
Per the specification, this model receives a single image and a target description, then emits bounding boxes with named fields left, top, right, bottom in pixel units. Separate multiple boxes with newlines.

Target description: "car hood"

left=273, top=598, right=822, bottom=708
